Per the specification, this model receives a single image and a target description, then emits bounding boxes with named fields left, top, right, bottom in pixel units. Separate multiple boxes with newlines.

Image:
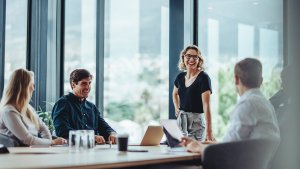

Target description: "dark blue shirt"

left=52, top=93, right=115, bottom=139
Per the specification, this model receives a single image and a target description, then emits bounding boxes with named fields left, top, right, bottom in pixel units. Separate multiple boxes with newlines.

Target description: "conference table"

left=0, top=145, right=202, bottom=169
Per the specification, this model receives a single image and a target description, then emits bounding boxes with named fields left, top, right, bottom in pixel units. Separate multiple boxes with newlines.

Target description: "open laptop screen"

left=129, top=126, right=163, bottom=146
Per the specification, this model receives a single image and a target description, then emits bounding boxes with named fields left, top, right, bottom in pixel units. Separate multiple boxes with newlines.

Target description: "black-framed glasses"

left=184, top=54, right=199, bottom=60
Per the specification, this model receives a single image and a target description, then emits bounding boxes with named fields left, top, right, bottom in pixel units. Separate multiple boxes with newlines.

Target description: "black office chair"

left=202, top=139, right=279, bottom=169
left=0, top=133, right=25, bottom=147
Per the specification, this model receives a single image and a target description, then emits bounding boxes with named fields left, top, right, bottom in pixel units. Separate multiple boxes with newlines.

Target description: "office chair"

left=0, top=133, right=25, bottom=147
left=202, top=139, right=279, bottom=169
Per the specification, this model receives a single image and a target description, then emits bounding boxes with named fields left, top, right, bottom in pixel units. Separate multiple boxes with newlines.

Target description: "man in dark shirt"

left=269, top=65, right=293, bottom=124
left=52, top=69, right=116, bottom=144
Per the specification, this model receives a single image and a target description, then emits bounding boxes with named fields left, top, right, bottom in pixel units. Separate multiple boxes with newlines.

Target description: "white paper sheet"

left=160, top=119, right=183, bottom=141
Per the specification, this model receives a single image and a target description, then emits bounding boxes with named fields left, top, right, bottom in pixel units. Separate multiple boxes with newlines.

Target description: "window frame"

left=0, top=0, right=6, bottom=99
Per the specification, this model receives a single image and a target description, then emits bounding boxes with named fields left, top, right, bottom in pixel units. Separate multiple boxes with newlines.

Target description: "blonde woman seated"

left=0, top=68, right=66, bottom=146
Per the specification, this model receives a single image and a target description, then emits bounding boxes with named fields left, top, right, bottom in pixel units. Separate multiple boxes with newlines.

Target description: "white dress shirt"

left=222, top=88, right=280, bottom=142
left=0, top=105, right=52, bottom=145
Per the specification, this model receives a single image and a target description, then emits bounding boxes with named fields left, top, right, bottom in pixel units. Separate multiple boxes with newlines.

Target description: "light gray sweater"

left=0, top=105, right=52, bottom=145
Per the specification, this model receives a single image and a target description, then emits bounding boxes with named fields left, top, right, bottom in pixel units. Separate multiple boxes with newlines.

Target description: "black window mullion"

left=169, top=0, right=184, bottom=119
left=96, top=0, right=105, bottom=116
left=26, top=0, right=32, bottom=70
left=58, top=0, right=65, bottom=97
left=0, top=0, right=6, bottom=99
left=193, top=0, right=198, bottom=45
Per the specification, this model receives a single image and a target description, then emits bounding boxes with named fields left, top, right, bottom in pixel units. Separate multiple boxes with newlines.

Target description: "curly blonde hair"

left=178, top=45, right=204, bottom=71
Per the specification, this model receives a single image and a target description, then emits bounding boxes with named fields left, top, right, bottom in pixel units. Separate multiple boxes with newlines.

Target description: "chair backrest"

left=0, top=133, right=25, bottom=147
left=202, top=139, right=279, bottom=169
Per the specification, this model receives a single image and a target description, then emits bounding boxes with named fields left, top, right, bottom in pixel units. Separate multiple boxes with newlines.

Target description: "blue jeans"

left=177, top=111, right=206, bottom=141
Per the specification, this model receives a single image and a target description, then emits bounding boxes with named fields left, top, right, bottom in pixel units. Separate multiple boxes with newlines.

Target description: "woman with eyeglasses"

left=0, top=68, right=66, bottom=146
left=172, top=45, right=215, bottom=142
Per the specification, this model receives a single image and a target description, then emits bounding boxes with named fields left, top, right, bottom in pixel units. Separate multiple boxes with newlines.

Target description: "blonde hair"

left=0, top=68, right=39, bottom=129
left=178, top=45, right=204, bottom=71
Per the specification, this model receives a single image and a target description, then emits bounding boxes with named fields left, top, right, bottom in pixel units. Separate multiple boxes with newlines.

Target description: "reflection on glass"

left=104, top=0, right=169, bottom=141
left=4, top=0, right=27, bottom=85
left=238, top=24, right=254, bottom=58
left=64, top=0, right=96, bottom=102
left=198, top=0, right=283, bottom=139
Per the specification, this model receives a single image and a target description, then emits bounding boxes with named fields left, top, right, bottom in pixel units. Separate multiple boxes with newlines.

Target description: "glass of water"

left=69, top=130, right=95, bottom=152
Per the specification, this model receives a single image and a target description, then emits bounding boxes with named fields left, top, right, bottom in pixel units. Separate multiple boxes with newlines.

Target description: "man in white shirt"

left=181, top=58, right=280, bottom=153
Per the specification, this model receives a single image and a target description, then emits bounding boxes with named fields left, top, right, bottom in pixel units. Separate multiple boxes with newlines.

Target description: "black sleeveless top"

left=174, top=71, right=212, bottom=113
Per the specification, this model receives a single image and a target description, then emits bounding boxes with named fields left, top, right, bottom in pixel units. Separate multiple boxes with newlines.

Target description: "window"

left=4, top=0, right=27, bottom=85
left=64, top=0, right=97, bottom=102
left=198, top=0, right=283, bottom=139
left=103, top=0, right=169, bottom=142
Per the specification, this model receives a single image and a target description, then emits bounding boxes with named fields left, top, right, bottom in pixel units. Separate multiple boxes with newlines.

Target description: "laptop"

left=160, top=119, right=184, bottom=148
left=129, top=126, right=164, bottom=146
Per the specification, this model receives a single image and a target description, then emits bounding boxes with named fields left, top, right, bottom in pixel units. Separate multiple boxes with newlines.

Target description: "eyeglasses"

left=184, top=54, right=199, bottom=60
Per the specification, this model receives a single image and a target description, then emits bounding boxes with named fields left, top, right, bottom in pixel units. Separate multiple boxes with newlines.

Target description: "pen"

left=109, top=141, right=112, bottom=149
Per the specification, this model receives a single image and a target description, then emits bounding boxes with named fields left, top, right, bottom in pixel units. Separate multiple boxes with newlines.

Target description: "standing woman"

left=0, top=68, right=66, bottom=146
left=173, top=45, right=214, bottom=141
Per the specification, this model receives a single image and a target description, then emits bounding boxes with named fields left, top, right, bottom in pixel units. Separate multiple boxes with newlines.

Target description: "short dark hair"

left=70, top=69, right=93, bottom=88
left=234, top=58, right=263, bottom=88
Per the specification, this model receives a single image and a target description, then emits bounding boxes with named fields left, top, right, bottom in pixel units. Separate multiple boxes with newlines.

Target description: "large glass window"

left=64, top=0, right=97, bottom=102
left=4, top=0, right=27, bottom=84
left=198, top=0, right=283, bottom=139
left=104, top=0, right=169, bottom=142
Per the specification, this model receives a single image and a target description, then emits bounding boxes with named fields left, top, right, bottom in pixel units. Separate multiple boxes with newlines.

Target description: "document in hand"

left=160, top=119, right=184, bottom=147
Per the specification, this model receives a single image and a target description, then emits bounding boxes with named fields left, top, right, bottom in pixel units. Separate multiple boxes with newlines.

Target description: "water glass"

left=69, top=130, right=95, bottom=152
left=69, top=130, right=78, bottom=152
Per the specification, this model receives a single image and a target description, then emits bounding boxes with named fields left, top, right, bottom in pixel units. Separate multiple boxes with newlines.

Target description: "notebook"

left=129, top=126, right=164, bottom=146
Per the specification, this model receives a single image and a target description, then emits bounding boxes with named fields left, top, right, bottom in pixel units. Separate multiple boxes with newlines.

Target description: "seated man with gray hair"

left=181, top=58, right=280, bottom=153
